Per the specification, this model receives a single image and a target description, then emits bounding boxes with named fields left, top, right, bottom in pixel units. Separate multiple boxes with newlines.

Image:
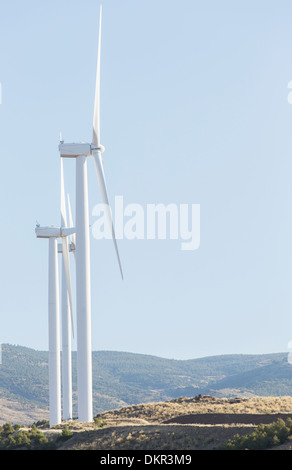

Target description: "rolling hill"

left=0, top=344, right=292, bottom=425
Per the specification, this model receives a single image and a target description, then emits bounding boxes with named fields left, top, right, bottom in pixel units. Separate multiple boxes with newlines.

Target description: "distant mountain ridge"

left=0, top=344, right=291, bottom=421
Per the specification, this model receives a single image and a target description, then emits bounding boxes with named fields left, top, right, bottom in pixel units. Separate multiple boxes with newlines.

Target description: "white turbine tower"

left=36, top=165, right=75, bottom=427
left=59, top=4, right=123, bottom=423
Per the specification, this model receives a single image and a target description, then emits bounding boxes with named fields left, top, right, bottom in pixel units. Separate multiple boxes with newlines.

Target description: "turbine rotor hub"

left=91, top=144, right=105, bottom=154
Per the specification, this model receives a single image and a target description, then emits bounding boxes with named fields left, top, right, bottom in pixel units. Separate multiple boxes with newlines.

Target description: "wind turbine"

left=59, top=4, right=123, bottom=423
left=35, top=165, right=75, bottom=427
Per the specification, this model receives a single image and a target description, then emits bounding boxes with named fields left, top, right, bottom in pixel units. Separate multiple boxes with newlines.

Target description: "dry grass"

left=0, top=398, right=48, bottom=426
left=55, top=396, right=292, bottom=450
left=96, top=395, right=292, bottom=426
left=4, top=395, right=292, bottom=450
left=58, top=424, right=255, bottom=451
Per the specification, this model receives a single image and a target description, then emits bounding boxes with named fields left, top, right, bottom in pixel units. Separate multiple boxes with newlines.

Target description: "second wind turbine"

left=59, top=5, right=123, bottom=423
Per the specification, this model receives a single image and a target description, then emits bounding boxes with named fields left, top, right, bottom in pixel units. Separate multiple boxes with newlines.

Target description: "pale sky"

left=1, top=0, right=292, bottom=360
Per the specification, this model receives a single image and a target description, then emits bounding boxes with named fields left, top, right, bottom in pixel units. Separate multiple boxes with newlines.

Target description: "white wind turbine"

left=59, top=4, right=123, bottom=423
left=35, top=163, right=75, bottom=427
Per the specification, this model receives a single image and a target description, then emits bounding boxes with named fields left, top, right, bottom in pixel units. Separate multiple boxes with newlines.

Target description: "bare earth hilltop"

left=3, top=395, right=292, bottom=450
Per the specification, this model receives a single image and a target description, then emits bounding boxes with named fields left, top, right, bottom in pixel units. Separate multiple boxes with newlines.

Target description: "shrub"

left=34, top=420, right=49, bottom=428
left=0, top=422, right=54, bottom=450
left=56, top=425, right=73, bottom=443
left=2, top=423, right=14, bottom=436
left=94, top=417, right=107, bottom=428
left=14, top=431, right=32, bottom=448
left=223, top=418, right=292, bottom=450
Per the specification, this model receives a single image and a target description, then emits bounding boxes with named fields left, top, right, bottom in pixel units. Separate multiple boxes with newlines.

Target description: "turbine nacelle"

left=59, top=142, right=105, bottom=158
left=35, top=226, right=76, bottom=239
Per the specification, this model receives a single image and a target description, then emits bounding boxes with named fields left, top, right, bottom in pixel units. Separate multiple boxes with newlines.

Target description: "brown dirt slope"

left=3, top=395, right=292, bottom=450
left=0, top=397, right=48, bottom=426
left=164, top=413, right=292, bottom=425
left=57, top=395, right=292, bottom=450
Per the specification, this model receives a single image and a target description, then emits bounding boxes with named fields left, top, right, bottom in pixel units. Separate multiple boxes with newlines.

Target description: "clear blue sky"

left=0, top=0, right=292, bottom=360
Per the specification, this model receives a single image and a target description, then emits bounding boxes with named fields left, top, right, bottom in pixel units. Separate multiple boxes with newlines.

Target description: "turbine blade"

left=92, top=5, right=102, bottom=147
left=62, top=236, right=75, bottom=338
left=67, top=193, right=76, bottom=258
left=61, top=159, right=74, bottom=336
left=93, top=151, right=124, bottom=280
left=60, top=159, right=68, bottom=228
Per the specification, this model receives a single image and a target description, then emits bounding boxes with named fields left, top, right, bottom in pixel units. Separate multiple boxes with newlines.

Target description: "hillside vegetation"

left=2, top=396, right=292, bottom=450
left=1, top=344, right=292, bottom=425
